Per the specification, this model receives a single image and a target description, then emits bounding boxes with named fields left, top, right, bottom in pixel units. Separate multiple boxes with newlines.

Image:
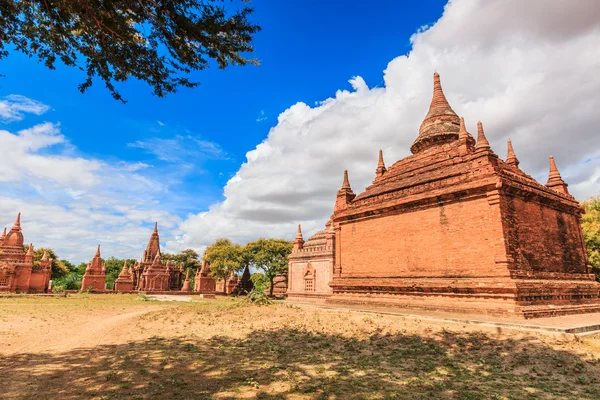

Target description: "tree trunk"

left=269, top=276, right=274, bottom=297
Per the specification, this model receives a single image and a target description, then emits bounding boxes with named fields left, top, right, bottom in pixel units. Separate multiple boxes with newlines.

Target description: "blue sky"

left=1, top=0, right=599, bottom=262
left=0, top=0, right=446, bottom=215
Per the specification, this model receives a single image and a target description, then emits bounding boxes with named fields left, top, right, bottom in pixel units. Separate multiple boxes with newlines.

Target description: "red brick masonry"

left=289, top=73, right=600, bottom=318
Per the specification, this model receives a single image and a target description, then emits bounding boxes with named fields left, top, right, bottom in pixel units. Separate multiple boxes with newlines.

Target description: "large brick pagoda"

left=133, top=223, right=184, bottom=292
left=0, top=213, right=52, bottom=293
left=288, top=73, right=600, bottom=318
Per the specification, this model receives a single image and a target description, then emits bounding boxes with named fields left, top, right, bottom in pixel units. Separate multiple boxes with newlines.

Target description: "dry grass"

left=1, top=294, right=600, bottom=399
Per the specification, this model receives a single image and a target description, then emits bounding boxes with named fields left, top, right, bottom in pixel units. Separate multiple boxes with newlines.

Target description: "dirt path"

left=0, top=302, right=167, bottom=355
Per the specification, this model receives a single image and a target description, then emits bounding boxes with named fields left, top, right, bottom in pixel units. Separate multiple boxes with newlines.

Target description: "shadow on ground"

left=2, top=328, right=600, bottom=399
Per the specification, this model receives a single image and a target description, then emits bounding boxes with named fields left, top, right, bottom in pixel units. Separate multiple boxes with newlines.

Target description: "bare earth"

left=1, top=294, right=600, bottom=399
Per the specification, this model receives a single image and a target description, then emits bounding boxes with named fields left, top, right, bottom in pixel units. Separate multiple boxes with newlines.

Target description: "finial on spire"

left=505, top=139, right=520, bottom=167
left=546, top=156, right=569, bottom=194
left=0, top=227, right=6, bottom=240
left=341, top=170, right=351, bottom=189
left=458, top=117, right=468, bottom=140
left=154, top=222, right=158, bottom=233
left=548, top=156, right=560, bottom=179
left=375, top=149, right=387, bottom=179
left=26, top=243, right=34, bottom=256
left=13, top=212, right=21, bottom=229
left=475, top=121, right=491, bottom=151
left=95, top=245, right=101, bottom=258
left=41, top=249, right=49, bottom=261
left=293, top=224, right=305, bottom=251
left=296, top=224, right=303, bottom=240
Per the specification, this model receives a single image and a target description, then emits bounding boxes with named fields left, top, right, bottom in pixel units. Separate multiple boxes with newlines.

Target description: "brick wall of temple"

left=28, top=271, right=47, bottom=293
left=288, top=258, right=333, bottom=295
left=15, top=268, right=31, bottom=291
left=338, top=196, right=506, bottom=278
left=501, top=196, right=587, bottom=274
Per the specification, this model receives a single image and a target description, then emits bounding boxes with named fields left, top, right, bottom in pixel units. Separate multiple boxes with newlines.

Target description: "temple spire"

left=293, top=224, right=305, bottom=251
left=0, top=227, right=6, bottom=241
left=475, top=121, right=491, bottom=151
left=375, top=150, right=387, bottom=178
left=341, top=169, right=351, bottom=190
left=505, top=139, right=520, bottom=167
left=95, top=245, right=101, bottom=258
left=145, top=222, right=161, bottom=261
left=411, top=72, right=461, bottom=154
left=335, top=169, right=356, bottom=213
left=118, top=260, right=129, bottom=278
left=546, top=156, right=569, bottom=194
left=295, top=224, right=303, bottom=241
left=41, top=249, right=49, bottom=261
left=12, top=212, right=21, bottom=230
left=26, top=243, right=33, bottom=256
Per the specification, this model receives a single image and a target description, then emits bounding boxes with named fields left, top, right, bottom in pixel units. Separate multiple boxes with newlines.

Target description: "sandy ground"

left=1, top=294, right=600, bottom=399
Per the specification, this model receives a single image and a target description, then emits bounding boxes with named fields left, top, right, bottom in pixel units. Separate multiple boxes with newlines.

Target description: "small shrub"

left=247, top=287, right=272, bottom=305
left=247, top=274, right=272, bottom=305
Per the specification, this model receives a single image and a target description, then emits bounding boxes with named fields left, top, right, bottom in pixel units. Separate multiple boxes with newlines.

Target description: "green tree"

left=24, top=246, right=69, bottom=278
left=582, top=196, right=600, bottom=281
left=0, top=0, right=261, bottom=102
left=244, top=238, right=292, bottom=296
left=203, top=238, right=243, bottom=291
left=162, top=249, right=201, bottom=273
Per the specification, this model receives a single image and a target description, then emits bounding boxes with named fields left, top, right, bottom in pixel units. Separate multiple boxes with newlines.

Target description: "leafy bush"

left=247, top=273, right=271, bottom=305
left=52, top=271, right=81, bottom=291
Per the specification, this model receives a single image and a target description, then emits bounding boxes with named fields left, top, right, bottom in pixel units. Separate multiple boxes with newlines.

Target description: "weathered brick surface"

left=288, top=73, right=600, bottom=318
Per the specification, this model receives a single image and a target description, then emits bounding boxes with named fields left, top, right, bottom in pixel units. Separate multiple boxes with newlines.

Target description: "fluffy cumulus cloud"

left=172, top=0, right=600, bottom=252
left=0, top=99, right=182, bottom=262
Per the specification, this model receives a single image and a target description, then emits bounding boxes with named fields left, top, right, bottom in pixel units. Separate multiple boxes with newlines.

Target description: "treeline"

left=38, top=237, right=293, bottom=294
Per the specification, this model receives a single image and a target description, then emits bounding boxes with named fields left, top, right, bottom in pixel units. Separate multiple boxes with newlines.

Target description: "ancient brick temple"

left=114, top=260, right=134, bottom=292
left=133, top=223, right=184, bottom=292
left=194, top=260, right=216, bottom=292
left=289, top=73, right=600, bottom=318
left=81, top=246, right=106, bottom=291
left=288, top=224, right=334, bottom=301
left=0, top=213, right=51, bottom=293
left=216, top=271, right=240, bottom=294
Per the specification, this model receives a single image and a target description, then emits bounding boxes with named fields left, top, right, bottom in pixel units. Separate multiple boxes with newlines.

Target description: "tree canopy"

left=0, top=0, right=261, bottom=101
left=162, top=248, right=201, bottom=273
left=24, top=245, right=69, bottom=278
left=203, top=238, right=243, bottom=284
left=244, top=238, right=292, bottom=296
left=582, top=196, right=600, bottom=281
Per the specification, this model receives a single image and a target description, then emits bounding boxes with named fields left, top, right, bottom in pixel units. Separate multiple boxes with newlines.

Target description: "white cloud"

left=0, top=119, right=182, bottom=262
left=0, top=95, right=50, bottom=122
left=172, top=0, right=600, bottom=252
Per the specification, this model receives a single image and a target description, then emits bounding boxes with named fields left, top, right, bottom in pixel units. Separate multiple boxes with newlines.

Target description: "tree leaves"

left=0, top=0, right=260, bottom=102
left=582, top=196, right=600, bottom=281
